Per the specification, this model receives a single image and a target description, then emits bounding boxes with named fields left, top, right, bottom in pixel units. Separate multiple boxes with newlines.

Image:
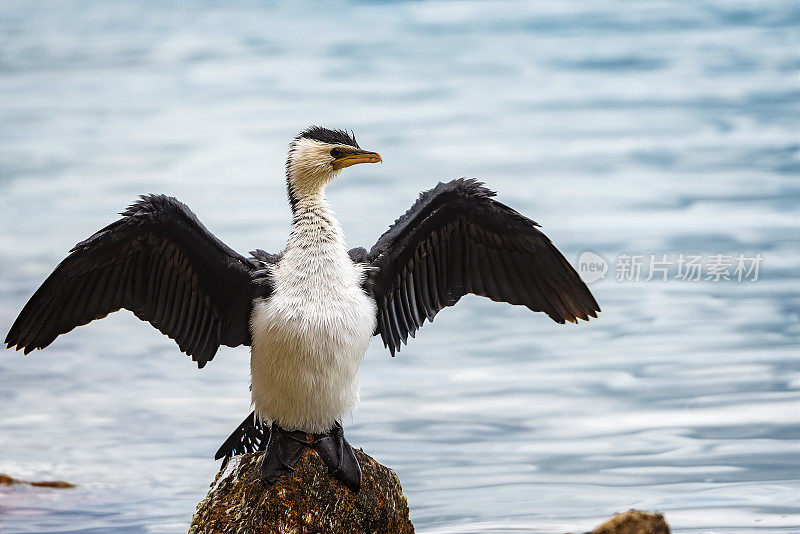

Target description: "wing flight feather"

left=5, top=195, right=275, bottom=368
left=363, top=179, right=599, bottom=355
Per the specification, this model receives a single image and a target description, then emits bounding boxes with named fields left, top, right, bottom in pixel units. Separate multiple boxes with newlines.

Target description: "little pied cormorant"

left=5, top=126, right=599, bottom=492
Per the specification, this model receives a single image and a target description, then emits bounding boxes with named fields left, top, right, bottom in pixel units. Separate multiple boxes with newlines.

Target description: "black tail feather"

left=215, top=410, right=270, bottom=468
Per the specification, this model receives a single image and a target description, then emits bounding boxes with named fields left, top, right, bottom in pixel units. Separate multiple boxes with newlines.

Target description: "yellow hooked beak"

left=331, top=148, right=382, bottom=170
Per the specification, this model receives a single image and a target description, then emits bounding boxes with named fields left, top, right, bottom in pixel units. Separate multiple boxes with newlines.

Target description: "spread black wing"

left=5, top=195, right=275, bottom=368
left=363, top=178, right=600, bottom=355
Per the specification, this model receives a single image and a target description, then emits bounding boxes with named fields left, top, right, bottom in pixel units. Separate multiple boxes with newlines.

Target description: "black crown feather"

left=295, top=126, right=359, bottom=148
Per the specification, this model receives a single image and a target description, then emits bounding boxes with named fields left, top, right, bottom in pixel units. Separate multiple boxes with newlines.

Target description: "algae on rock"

left=190, top=448, right=414, bottom=534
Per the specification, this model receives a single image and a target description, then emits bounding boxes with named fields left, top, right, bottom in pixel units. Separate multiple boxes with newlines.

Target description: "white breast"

left=248, top=196, right=376, bottom=433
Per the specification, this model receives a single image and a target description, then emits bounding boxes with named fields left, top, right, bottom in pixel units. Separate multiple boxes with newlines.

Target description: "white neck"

left=286, top=190, right=346, bottom=255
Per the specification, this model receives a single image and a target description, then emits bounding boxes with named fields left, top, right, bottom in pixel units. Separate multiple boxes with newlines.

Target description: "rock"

left=0, top=473, right=75, bottom=488
left=588, top=509, right=670, bottom=534
left=190, top=448, right=414, bottom=534
left=190, top=452, right=668, bottom=534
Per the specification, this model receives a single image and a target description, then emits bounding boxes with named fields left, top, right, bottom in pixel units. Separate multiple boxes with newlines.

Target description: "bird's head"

left=285, top=126, right=382, bottom=206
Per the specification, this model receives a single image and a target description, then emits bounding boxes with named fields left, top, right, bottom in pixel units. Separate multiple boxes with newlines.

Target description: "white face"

left=286, top=138, right=344, bottom=197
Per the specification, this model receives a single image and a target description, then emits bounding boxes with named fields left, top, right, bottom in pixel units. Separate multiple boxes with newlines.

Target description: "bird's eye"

left=330, top=148, right=342, bottom=159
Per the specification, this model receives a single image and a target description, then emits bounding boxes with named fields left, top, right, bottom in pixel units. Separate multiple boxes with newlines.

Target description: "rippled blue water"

left=1, top=1, right=798, bottom=532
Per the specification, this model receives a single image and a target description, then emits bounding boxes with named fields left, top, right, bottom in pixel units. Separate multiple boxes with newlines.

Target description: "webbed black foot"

left=258, top=424, right=305, bottom=486
left=260, top=422, right=362, bottom=492
left=215, top=412, right=362, bottom=492
left=313, top=422, right=362, bottom=492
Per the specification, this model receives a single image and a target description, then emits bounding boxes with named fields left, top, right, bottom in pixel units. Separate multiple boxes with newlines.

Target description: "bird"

left=5, top=126, right=599, bottom=492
